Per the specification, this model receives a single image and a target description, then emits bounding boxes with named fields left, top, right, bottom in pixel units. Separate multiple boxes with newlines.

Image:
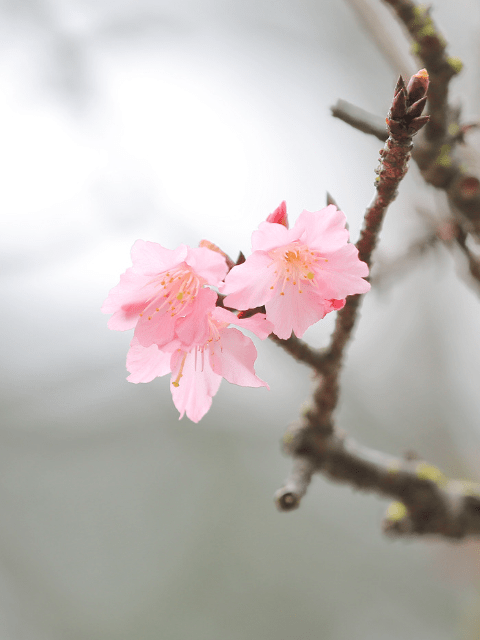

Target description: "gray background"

left=2, top=0, right=480, bottom=638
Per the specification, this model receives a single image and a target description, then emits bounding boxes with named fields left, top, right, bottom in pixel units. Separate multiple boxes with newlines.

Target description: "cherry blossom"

left=221, top=204, right=370, bottom=339
left=102, top=241, right=228, bottom=349
left=126, top=305, right=272, bottom=423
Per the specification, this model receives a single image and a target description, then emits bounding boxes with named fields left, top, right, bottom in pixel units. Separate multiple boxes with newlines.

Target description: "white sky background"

left=2, top=0, right=480, bottom=638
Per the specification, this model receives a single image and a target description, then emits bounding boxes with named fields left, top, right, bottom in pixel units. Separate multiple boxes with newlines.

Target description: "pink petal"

left=210, top=306, right=240, bottom=326
left=314, top=244, right=370, bottom=298
left=102, top=269, right=160, bottom=331
left=126, top=339, right=172, bottom=383
left=251, top=221, right=301, bottom=252
left=133, top=285, right=215, bottom=349
left=102, top=242, right=189, bottom=331
left=170, top=348, right=222, bottom=423
left=210, top=328, right=269, bottom=388
left=175, top=288, right=218, bottom=347
left=133, top=300, right=178, bottom=348
left=295, top=206, right=350, bottom=253
left=185, top=246, right=228, bottom=286
left=221, top=252, right=277, bottom=310
left=130, top=240, right=188, bottom=276
left=211, top=306, right=272, bottom=339
left=229, top=312, right=273, bottom=339
left=265, top=282, right=328, bottom=339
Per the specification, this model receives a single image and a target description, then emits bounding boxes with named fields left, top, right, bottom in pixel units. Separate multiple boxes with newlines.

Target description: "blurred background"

left=2, top=0, right=480, bottom=637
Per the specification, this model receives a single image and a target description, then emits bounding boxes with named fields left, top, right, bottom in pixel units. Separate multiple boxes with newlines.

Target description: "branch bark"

left=276, top=423, right=480, bottom=539
left=303, top=73, right=429, bottom=436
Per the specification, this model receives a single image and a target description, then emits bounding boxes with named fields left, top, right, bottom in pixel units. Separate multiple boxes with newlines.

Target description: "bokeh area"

left=2, top=0, right=480, bottom=638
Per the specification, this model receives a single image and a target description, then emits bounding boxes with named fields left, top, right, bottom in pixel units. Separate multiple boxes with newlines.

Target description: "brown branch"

left=276, top=72, right=444, bottom=533
left=332, top=96, right=480, bottom=235
left=269, top=334, right=327, bottom=371
left=276, top=422, right=480, bottom=538
left=274, top=452, right=316, bottom=511
left=303, top=73, right=429, bottom=436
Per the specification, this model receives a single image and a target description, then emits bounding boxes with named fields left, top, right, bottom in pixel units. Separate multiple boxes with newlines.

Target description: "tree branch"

left=334, top=0, right=480, bottom=235
left=303, top=72, right=429, bottom=437
left=276, top=422, right=480, bottom=538
left=269, top=334, right=327, bottom=372
left=275, top=73, right=467, bottom=539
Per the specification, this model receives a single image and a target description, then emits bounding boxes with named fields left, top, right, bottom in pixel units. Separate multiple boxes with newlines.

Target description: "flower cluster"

left=102, top=203, right=370, bottom=421
left=102, top=241, right=271, bottom=422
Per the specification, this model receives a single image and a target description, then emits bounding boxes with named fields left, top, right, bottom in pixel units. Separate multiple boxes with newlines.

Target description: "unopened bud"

left=406, top=95, right=427, bottom=119
left=390, top=88, right=407, bottom=119
left=386, top=117, right=405, bottom=135
left=406, top=68, right=429, bottom=105
left=266, top=200, right=289, bottom=228
left=394, top=75, right=406, bottom=95
left=408, top=115, right=430, bottom=132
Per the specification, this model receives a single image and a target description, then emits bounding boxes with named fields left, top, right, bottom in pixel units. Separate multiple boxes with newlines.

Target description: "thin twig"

left=331, top=100, right=387, bottom=141
left=269, top=334, right=327, bottom=372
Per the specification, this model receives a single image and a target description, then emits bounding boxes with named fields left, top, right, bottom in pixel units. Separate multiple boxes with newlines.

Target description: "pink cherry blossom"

left=126, top=306, right=272, bottom=423
left=102, top=241, right=228, bottom=349
left=221, top=204, right=370, bottom=339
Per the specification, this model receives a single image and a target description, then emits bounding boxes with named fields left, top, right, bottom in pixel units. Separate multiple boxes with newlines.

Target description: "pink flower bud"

left=406, top=69, right=429, bottom=105
left=266, top=201, right=289, bottom=228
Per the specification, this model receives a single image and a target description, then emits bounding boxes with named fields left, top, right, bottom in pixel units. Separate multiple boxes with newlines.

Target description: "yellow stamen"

left=172, top=354, right=187, bottom=387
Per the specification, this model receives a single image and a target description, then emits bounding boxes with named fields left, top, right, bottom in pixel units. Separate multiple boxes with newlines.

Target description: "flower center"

left=140, top=265, right=202, bottom=320
left=268, top=242, right=324, bottom=294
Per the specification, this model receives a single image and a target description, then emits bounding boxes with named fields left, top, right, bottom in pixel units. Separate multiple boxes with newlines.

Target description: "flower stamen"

left=172, top=353, right=187, bottom=387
